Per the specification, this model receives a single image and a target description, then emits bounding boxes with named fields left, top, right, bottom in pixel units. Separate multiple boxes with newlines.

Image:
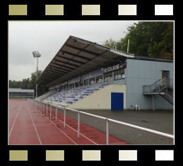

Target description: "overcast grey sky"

left=9, top=21, right=136, bottom=81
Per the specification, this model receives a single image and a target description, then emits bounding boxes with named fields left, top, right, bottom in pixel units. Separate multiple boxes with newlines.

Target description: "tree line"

left=9, top=71, right=48, bottom=97
left=104, top=22, right=173, bottom=60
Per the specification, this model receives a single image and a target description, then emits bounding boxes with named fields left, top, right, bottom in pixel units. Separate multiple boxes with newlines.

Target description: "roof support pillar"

left=152, top=95, right=155, bottom=111
left=112, top=72, right=114, bottom=83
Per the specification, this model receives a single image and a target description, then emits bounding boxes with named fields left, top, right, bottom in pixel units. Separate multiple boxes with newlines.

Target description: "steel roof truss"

left=61, top=50, right=91, bottom=61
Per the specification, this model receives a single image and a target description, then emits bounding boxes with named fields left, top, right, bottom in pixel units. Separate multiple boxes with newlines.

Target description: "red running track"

left=9, top=100, right=128, bottom=145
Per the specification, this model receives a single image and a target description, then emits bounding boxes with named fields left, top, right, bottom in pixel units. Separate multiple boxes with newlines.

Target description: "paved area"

left=62, top=109, right=173, bottom=145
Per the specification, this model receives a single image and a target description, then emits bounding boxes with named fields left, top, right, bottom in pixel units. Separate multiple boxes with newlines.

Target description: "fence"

left=143, top=78, right=173, bottom=95
left=30, top=99, right=174, bottom=145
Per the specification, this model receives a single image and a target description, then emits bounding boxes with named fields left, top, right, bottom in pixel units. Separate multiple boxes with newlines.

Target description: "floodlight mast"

left=32, top=51, right=41, bottom=98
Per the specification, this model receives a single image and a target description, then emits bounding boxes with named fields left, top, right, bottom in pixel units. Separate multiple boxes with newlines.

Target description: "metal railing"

left=30, top=99, right=174, bottom=145
left=143, top=78, right=173, bottom=95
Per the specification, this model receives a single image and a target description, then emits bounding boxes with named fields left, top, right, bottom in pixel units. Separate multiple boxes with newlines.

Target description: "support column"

left=112, top=72, right=114, bottom=83
left=152, top=95, right=155, bottom=111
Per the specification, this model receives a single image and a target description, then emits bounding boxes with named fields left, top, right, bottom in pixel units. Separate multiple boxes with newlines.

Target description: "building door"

left=162, top=70, right=170, bottom=86
left=111, top=93, right=124, bottom=111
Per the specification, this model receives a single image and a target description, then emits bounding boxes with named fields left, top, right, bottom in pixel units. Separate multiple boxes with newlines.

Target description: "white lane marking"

left=33, top=103, right=97, bottom=145
left=9, top=109, right=21, bottom=137
left=28, top=106, right=43, bottom=145
left=45, top=108, right=98, bottom=144
left=46, top=108, right=98, bottom=144
left=32, top=102, right=77, bottom=144
left=45, top=117, right=77, bottom=145
left=30, top=102, right=127, bottom=145
left=57, top=119, right=98, bottom=145
left=45, top=108, right=97, bottom=144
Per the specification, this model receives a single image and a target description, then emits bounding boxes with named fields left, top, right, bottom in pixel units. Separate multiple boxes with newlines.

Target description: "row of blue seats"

left=45, top=82, right=110, bottom=104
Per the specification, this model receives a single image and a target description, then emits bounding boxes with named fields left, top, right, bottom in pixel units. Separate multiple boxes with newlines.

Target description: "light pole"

left=32, top=51, right=41, bottom=98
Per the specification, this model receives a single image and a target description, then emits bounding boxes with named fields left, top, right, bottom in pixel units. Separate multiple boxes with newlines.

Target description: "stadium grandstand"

left=36, top=36, right=173, bottom=110
left=9, top=36, right=174, bottom=145
left=9, top=88, right=34, bottom=99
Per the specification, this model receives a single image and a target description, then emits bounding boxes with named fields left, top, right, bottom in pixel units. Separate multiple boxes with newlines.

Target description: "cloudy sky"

left=9, top=21, right=136, bottom=81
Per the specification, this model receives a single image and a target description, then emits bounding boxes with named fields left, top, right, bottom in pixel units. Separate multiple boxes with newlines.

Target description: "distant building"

left=9, top=88, right=34, bottom=99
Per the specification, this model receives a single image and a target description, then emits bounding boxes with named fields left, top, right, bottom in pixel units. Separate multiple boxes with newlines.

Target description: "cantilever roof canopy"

left=37, top=36, right=134, bottom=87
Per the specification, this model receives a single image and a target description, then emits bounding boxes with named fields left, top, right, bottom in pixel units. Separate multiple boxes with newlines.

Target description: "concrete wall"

left=125, top=59, right=173, bottom=109
left=70, top=84, right=126, bottom=110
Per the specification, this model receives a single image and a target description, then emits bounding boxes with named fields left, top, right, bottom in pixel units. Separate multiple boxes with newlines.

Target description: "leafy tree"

left=104, top=39, right=117, bottom=49
left=9, top=80, right=22, bottom=88
left=104, top=39, right=123, bottom=50
left=21, top=78, right=30, bottom=89
left=9, top=70, right=48, bottom=97
left=27, top=70, right=42, bottom=89
left=28, top=70, right=48, bottom=96
left=104, top=22, right=173, bottom=60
